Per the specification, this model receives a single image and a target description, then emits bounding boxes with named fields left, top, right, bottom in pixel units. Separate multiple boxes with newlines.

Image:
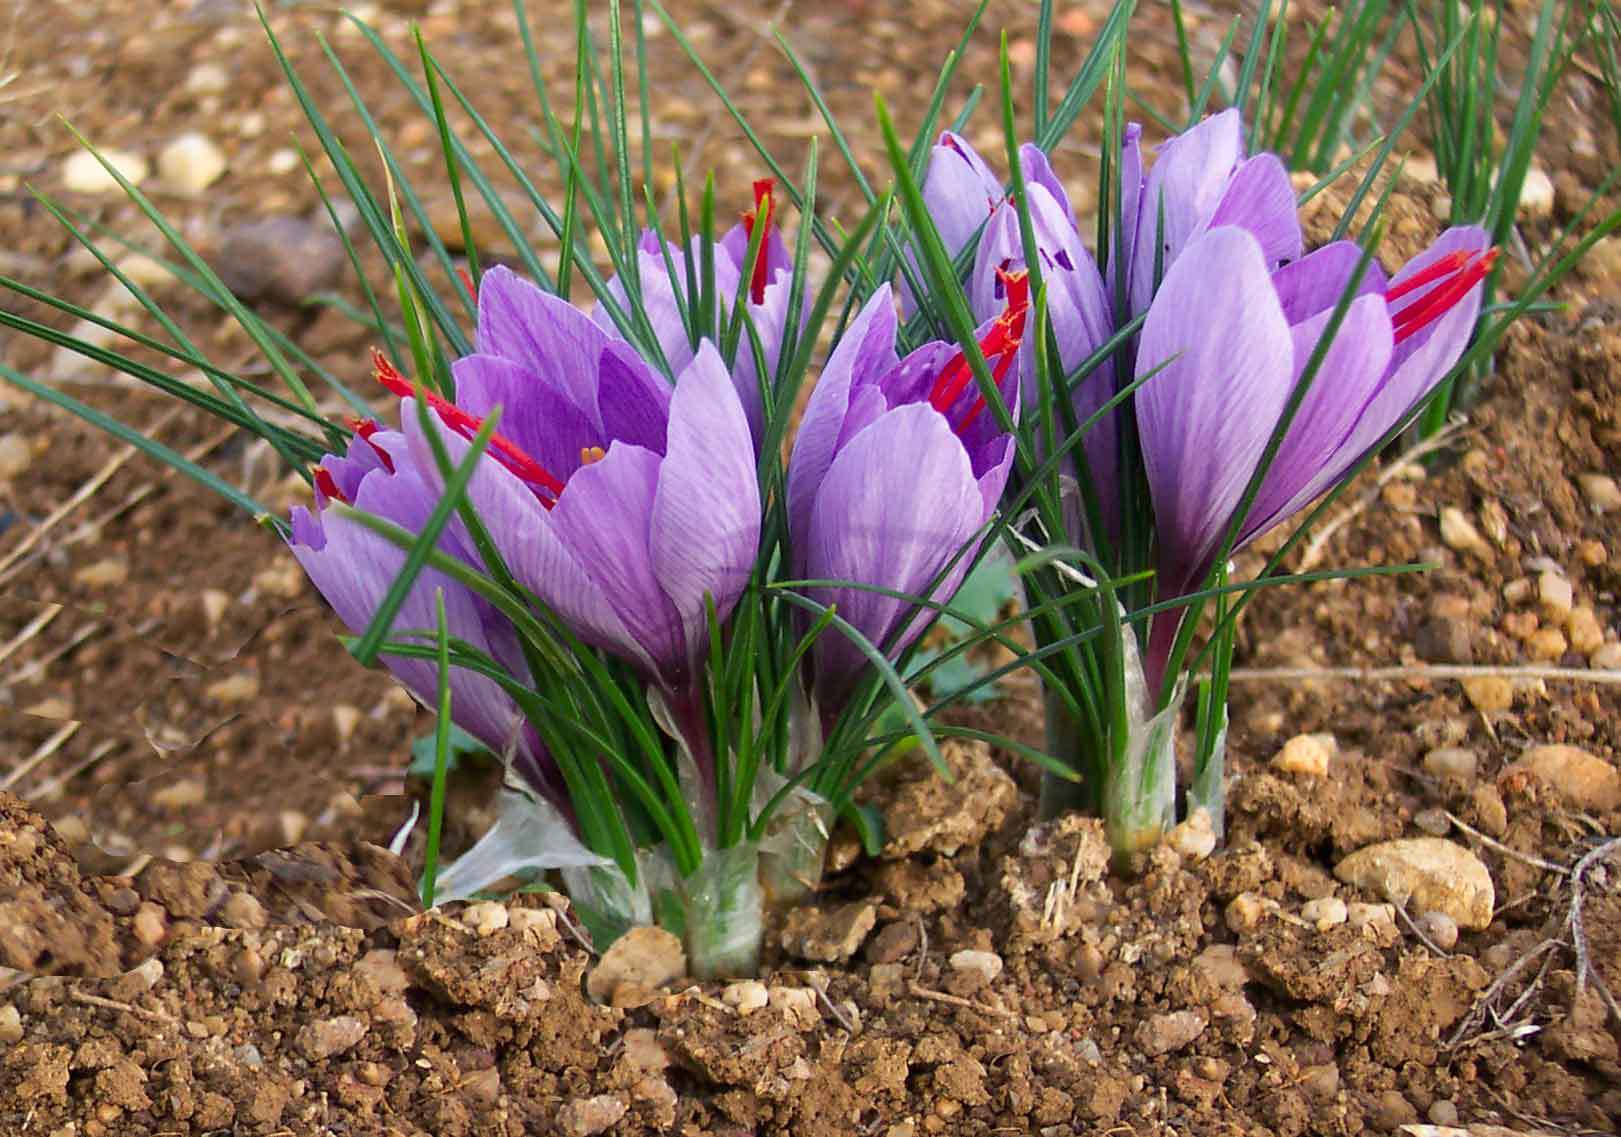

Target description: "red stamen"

left=927, top=267, right=1030, bottom=430
left=1384, top=249, right=1471, bottom=303
left=741, top=178, right=776, bottom=306
left=370, top=348, right=566, bottom=502
left=456, top=266, right=478, bottom=305
left=1389, top=248, right=1498, bottom=345
left=314, top=466, right=347, bottom=505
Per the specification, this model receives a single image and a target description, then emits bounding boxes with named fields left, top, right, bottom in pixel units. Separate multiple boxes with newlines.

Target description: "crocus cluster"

left=287, top=203, right=1025, bottom=941
left=923, top=111, right=1492, bottom=686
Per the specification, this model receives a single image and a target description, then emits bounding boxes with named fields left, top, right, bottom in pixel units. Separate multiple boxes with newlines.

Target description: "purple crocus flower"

left=594, top=180, right=800, bottom=448
left=1134, top=223, right=1495, bottom=683
left=290, top=425, right=569, bottom=809
left=788, top=277, right=1028, bottom=711
left=361, top=266, right=762, bottom=697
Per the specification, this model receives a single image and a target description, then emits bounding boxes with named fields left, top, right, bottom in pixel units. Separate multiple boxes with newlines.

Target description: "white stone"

left=158, top=133, right=228, bottom=194
left=186, top=62, right=231, bottom=95
left=1272, top=733, right=1336, bottom=778
left=1438, top=508, right=1488, bottom=557
left=63, top=147, right=148, bottom=194
left=1537, top=570, right=1573, bottom=623
left=0, top=433, right=31, bottom=480
left=722, top=979, right=768, bottom=1015
left=1334, top=838, right=1495, bottom=930
left=267, top=148, right=301, bottom=176
left=1578, top=473, right=1621, bottom=513
left=949, top=949, right=1004, bottom=986
left=1519, top=166, right=1554, bottom=218
left=1301, top=896, right=1348, bottom=931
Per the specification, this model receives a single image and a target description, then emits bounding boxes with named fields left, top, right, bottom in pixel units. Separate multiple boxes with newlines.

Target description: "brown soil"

left=2, top=1, right=1619, bottom=1134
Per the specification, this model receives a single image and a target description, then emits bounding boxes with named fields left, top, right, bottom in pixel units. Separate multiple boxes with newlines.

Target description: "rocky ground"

left=2, top=0, right=1620, bottom=1134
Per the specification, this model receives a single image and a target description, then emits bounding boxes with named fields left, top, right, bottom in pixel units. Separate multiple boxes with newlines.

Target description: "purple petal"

left=1135, top=227, right=1294, bottom=593
left=1209, top=153, right=1303, bottom=268
left=1109, top=122, right=1144, bottom=307
left=788, top=285, right=899, bottom=555
left=650, top=342, right=762, bottom=680
left=452, top=353, right=600, bottom=484
left=804, top=402, right=984, bottom=707
left=476, top=266, right=610, bottom=412
left=596, top=340, right=673, bottom=455
left=1240, top=293, right=1396, bottom=543
left=1272, top=240, right=1389, bottom=325
left=1128, top=109, right=1246, bottom=315
left=922, top=131, right=1004, bottom=259
left=401, top=404, right=660, bottom=678
left=1018, top=143, right=1073, bottom=222
left=550, top=441, right=686, bottom=682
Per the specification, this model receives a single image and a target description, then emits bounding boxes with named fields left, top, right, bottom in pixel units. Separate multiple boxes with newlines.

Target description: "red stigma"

left=346, top=416, right=395, bottom=473
left=741, top=178, right=776, bottom=306
left=314, top=465, right=347, bottom=505
left=456, top=266, right=478, bottom=305
left=927, top=267, right=1030, bottom=433
left=370, top=348, right=566, bottom=505
left=1388, top=248, right=1497, bottom=345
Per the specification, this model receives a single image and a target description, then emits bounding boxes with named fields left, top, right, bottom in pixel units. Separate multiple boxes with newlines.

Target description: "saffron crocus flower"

left=788, top=277, right=1028, bottom=710
left=367, top=266, right=761, bottom=696
left=1135, top=223, right=1493, bottom=679
left=595, top=179, right=800, bottom=448
left=289, top=425, right=569, bottom=809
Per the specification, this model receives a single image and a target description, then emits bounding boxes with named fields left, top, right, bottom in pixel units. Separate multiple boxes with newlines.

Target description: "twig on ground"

left=1446, top=811, right=1569, bottom=875
left=0, top=603, right=62, bottom=671
left=907, top=982, right=1015, bottom=1017
left=69, top=988, right=175, bottom=1024
left=1227, top=663, right=1621, bottom=685
left=1569, top=837, right=1621, bottom=1027
left=1, top=720, right=80, bottom=792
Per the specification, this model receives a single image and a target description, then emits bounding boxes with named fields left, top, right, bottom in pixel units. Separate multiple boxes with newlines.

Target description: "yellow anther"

left=580, top=445, right=607, bottom=466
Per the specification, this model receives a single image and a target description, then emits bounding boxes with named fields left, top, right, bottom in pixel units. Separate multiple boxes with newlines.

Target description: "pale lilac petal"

left=550, top=442, right=686, bottom=681
left=1135, top=227, right=1294, bottom=591
left=1128, top=108, right=1245, bottom=314
left=788, top=285, right=899, bottom=554
left=1108, top=122, right=1144, bottom=306
left=805, top=403, right=984, bottom=704
left=876, top=339, right=956, bottom=411
left=1208, top=154, right=1303, bottom=268
left=650, top=342, right=762, bottom=676
left=1018, top=142, right=1073, bottom=221
left=452, top=353, right=599, bottom=483
left=922, top=131, right=1003, bottom=259
left=476, top=266, right=609, bottom=411
left=596, top=341, right=673, bottom=455
left=648, top=342, right=761, bottom=668
left=1272, top=241, right=1389, bottom=324
left=1241, top=293, right=1395, bottom=542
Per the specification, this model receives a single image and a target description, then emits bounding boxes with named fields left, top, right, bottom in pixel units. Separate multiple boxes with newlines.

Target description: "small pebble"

left=586, top=926, right=685, bottom=1004
left=267, top=148, right=301, bottom=176
left=1415, top=910, right=1459, bottom=951
left=200, top=588, right=231, bottom=631
left=73, top=558, right=129, bottom=588
left=1427, top=1099, right=1460, bottom=1126
left=63, top=147, right=148, bottom=194
left=1501, top=577, right=1532, bottom=605
left=462, top=900, right=509, bottom=936
left=1461, top=675, right=1513, bottom=713
left=1538, top=570, right=1573, bottom=623
left=1271, top=733, right=1335, bottom=778
left=1135, top=1009, right=1207, bottom=1057
left=1167, top=808, right=1216, bottom=861
left=186, top=62, right=231, bottom=95
left=948, top=949, right=1004, bottom=990
left=1438, top=508, right=1488, bottom=556
left=0, top=1005, right=21, bottom=1045
left=1566, top=606, right=1604, bottom=655
left=1575, top=538, right=1609, bottom=566
left=1423, top=747, right=1477, bottom=786
left=1414, top=808, right=1452, bottom=836
left=332, top=704, right=362, bottom=746
left=1506, top=744, right=1621, bottom=812
left=1300, top=896, right=1347, bottom=931
left=132, top=902, right=167, bottom=947
left=722, top=980, right=768, bottom=1015
left=1334, top=838, right=1494, bottom=930
left=157, top=133, right=227, bottom=193
left=1593, top=642, right=1621, bottom=670
left=1526, top=626, right=1567, bottom=661
left=298, top=1015, right=367, bottom=1060
left=205, top=673, right=260, bottom=702
left=1226, top=892, right=1265, bottom=933
left=556, top=1094, right=629, bottom=1137
left=1347, top=902, right=1397, bottom=938
left=1519, top=166, right=1554, bottom=217
left=1577, top=472, right=1621, bottom=513
left=0, top=433, right=31, bottom=479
